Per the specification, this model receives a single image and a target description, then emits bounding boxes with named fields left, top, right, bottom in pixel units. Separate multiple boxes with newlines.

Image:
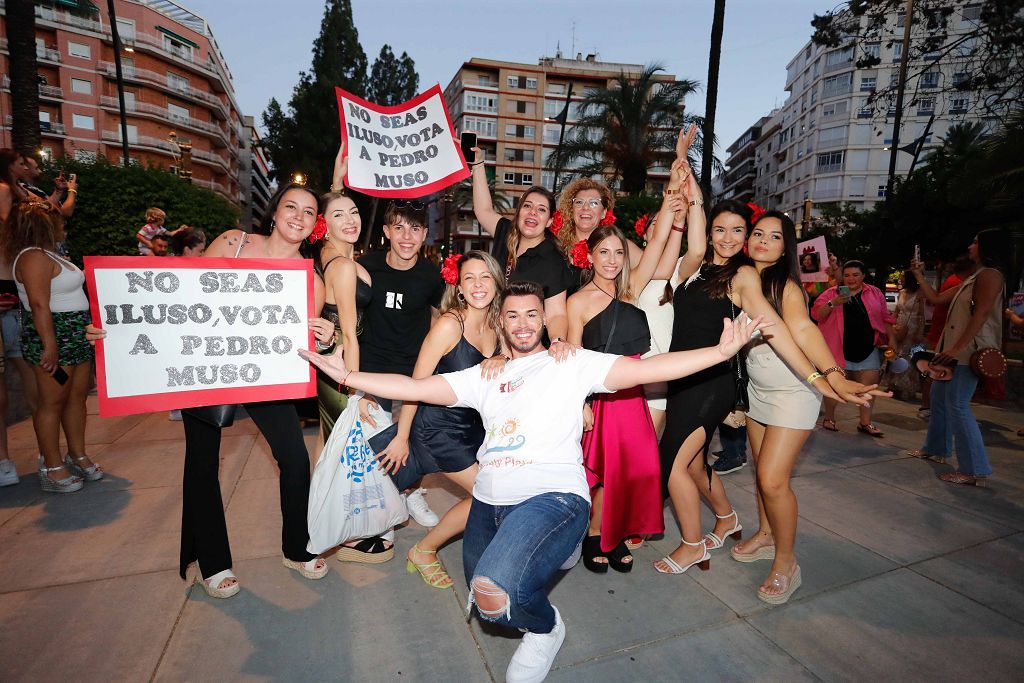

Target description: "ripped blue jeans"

left=463, top=492, right=589, bottom=634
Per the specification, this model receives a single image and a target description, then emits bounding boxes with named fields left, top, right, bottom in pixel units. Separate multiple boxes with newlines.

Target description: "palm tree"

left=701, top=0, right=727, bottom=201
left=451, top=175, right=511, bottom=215
left=550, top=64, right=704, bottom=195
left=7, top=0, right=41, bottom=153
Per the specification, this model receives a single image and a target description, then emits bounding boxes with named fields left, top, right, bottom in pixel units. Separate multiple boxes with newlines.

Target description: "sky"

left=186, top=0, right=834, bottom=157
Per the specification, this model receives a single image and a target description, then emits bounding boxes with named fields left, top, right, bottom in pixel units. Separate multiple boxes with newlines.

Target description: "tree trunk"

left=701, top=0, right=727, bottom=202
left=8, top=0, right=41, bottom=154
left=621, top=159, right=648, bottom=195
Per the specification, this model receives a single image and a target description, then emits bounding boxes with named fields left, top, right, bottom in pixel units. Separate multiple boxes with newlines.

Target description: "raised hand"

left=716, top=315, right=772, bottom=358
left=827, top=374, right=891, bottom=407
left=298, top=347, right=346, bottom=382
left=332, top=141, right=348, bottom=191
left=676, top=123, right=698, bottom=161
left=308, top=317, right=336, bottom=346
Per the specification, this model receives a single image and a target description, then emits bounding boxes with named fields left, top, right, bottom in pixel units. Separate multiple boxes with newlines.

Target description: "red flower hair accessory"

left=308, top=214, right=328, bottom=243
left=441, top=253, right=464, bottom=285
left=600, top=209, right=616, bottom=227
left=634, top=213, right=650, bottom=237
left=747, top=202, right=766, bottom=226
left=570, top=240, right=590, bottom=269
left=549, top=210, right=564, bottom=236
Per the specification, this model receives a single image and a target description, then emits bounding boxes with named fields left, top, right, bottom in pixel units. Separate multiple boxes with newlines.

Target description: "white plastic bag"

left=306, top=395, right=408, bottom=554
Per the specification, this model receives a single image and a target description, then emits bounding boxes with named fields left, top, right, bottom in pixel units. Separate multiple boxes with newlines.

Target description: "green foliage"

left=367, top=45, right=419, bottom=106
left=549, top=64, right=709, bottom=195
left=40, top=156, right=239, bottom=262
left=610, top=194, right=664, bottom=247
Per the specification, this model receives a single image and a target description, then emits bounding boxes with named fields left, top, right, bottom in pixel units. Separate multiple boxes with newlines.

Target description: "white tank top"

left=12, top=248, right=90, bottom=313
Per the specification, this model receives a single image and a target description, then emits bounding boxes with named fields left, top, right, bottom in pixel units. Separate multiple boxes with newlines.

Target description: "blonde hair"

left=145, top=207, right=166, bottom=224
left=556, top=178, right=615, bottom=257
left=440, top=250, right=505, bottom=333
left=3, top=201, right=60, bottom=262
left=583, top=225, right=634, bottom=302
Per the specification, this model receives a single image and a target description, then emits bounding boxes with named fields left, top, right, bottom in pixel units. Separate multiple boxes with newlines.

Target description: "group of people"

left=2, top=128, right=1012, bottom=682
left=136, top=207, right=207, bottom=257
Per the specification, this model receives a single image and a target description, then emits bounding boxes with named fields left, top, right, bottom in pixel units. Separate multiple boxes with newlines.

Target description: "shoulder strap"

left=601, top=298, right=621, bottom=353
left=234, top=231, right=247, bottom=257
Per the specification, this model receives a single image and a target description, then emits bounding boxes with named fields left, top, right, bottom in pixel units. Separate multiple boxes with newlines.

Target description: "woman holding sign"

left=90, top=183, right=333, bottom=597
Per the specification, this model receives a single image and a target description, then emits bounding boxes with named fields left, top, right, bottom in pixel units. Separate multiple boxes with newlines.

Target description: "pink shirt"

left=812, top=283, right=895, bottom=367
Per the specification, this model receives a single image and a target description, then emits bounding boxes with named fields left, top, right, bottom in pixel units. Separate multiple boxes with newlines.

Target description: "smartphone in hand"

left=52, top=367, right=69, bottom=385
left=838, top=285, right=851, bottom=297
left=913, top=244, right=920, bottom=262
left=460, top=132, right=477, bottom=164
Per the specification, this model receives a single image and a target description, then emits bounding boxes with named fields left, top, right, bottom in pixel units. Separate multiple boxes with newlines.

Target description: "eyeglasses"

left=392, top=199, right=428, bottom=210
left=572, top=198, right=603, bottom=209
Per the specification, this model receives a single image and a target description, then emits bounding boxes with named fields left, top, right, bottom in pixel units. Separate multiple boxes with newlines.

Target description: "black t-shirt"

left=842, top=292, right=875, bottom=363
left=491, top=217, right=571, bottom=300
left=357, top=250, right=444, bottom=375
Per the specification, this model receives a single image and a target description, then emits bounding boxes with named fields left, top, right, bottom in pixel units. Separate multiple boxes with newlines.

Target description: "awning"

left=54, top=0, right=100, bottom=12
left=156, top=26, right=200, bottom=49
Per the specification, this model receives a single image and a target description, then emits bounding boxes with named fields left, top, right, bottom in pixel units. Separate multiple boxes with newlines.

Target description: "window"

left=547, top=83, right=566, bottom=95
left=860, top=75, right=877, bottom=92
left=168, top=103, right=190, bottom=122
left=953, top=72, right=970, bottom=88
left=818, top=125, right=848, bottom=147
left=476, top=75, right=497, bottom=87
left=821, top=100, right=849, bottom=118
left=816, top=151, right=844, bottom=173
left=72, top=113, right=94, bottom=130
left=502, top=172, right=533, bottom=185
left=951, top=97, right=969, bottom=114
left=815, top=176, right=842, bottom=197
left=821, top=73, right=853, bottom=98
left=522, top=173, right=533, bottom=185
left=916, top=97, right=935, bottom=115
left=74, top=150, right=97, bottom=163
left=464, top=116, right=496, bottom=137
left=505, top=100, right=536, bottom=116
left=504, top=148, right=535, bottom=163
left=115, top=17, right=135, bottom=41
left=465, top=93, right=497, bottom=113
left=504, top=124, right=535, bottom=139
left=504, top=172, right=515, bottom=184
left=163, top=35, right=192, bottom=60
left=541, top=171, right=556, bottom=189
left=167, top=72, right=190, bottom=92
left=125, top=124, right=138, bottom=144
left=920, top=70, right=939, bottom=89
left=892, top=42, right=902, bottom=61
left=863, top=43, right=881, bottom=60
left=506, top=75, right=537, bottom=89
left=543, top=124, right=562, bottom=143
left=878, top=184, right=887, bottom=198
left=70, top=78, right=92, bottom=94
left=849, top=176, right=867, bottom=197
left=824, top=47, right=853, bottom=69
left=896, top=11, right=906, bottom=28
left=526, top=77, right=537, bottom=89
left=962, top=4, right=982, bottom=22
left=68, top=41, right=90, bottom=59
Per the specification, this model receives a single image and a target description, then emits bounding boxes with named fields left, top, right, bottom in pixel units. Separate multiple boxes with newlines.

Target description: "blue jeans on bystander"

left=463, top=491, right=589, bottom=634
left=921, top=365, right=992, bottom=477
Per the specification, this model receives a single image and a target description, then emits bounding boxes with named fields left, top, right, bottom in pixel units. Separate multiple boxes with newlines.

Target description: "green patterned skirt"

left=21, top=309, right=93, bottom=366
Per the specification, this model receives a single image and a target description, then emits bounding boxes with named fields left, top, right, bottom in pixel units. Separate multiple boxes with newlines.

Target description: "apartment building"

left=720, top=116, right=772, bottom=204
left=0, top=0, right=247, bottom=206
left=729, top=2, right=1001, bottom=222
left=239, top=115, right=272, bottom=230
left=441, top=53, right=681, bottom=250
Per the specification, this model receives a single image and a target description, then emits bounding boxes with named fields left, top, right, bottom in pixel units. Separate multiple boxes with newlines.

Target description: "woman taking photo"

left=470, top=154, right=571, bottom=344
left=657, top=201, right=868, bottom=577
left=567, top=156, right=690, bottom=573
left=813, top=260, right=895, bottom=436
left=732, top=212, right=886, bottom=603
left=885, top=271, right=926, bottom=400
left=376, top=251, right=503, bottom=589
left=905, top=230, right=1008, bottom=485
left=7, top=202, right=100, bottom=492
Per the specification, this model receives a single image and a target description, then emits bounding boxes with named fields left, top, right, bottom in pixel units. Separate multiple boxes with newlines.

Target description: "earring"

left=457, top=291, right=466, bottom=303
left=271, top=219, right=276, bottom=228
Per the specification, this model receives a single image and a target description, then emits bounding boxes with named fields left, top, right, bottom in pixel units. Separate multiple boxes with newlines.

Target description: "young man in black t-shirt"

left=357, top=200, right=445, bottom=530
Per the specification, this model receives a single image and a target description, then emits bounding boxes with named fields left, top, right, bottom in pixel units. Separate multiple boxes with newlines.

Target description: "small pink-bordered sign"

left=337, top=83, right=470, bottom=198
left=84, top=256, right=316, bottom=417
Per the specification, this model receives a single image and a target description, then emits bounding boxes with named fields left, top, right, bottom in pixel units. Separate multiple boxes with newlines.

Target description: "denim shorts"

left=844, top=347, right=882, bottom=372
left=1, top=309, right=22, bottom=359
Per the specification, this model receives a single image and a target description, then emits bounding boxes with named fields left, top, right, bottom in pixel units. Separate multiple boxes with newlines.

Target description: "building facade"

left=441, top=53, right=681, bottom=250
left=720, top=116, right=770, bottom=204
left=239, top=115, right=271, bottom=230
left=728, top=2, right=1002, bottom=225
left=0, top=0, right=247, bottom=206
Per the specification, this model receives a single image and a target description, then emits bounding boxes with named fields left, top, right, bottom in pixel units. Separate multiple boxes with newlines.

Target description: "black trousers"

left=179, top=400, right=316, bottom=580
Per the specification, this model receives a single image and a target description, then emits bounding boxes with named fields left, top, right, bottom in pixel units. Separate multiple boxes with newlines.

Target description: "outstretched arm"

left=471, top=149, right=502, bottom=236
left=299, top=348, right=458, bottom=406
left=603, top=315, right=769, bottom=391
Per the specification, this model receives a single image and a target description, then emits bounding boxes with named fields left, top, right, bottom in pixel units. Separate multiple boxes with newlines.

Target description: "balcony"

left=191, top=147, right=230, bottom=171
left=39, top=84, right=64, bottom=100
left=101, top=129, right=177, bottom=154
left=857, top=107, right=874, bottom=119
left=123, top=32, right=229, bottom=91
left=99, top=96, right=230, bottom=146
left=96, top=61, right=229, bottom=120
left=37, top=45, right=61, bottom=63
left=34, top=4, right=104, bottom=33
left=192, top=177, right=230, bottom=196
left=40, top=121, right=66, bottom=136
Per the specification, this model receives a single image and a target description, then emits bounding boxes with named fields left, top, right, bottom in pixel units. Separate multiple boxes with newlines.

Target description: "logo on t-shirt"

left=385, top=292, right=403, bottom=309
left=499, top=376, right=524, bottom=394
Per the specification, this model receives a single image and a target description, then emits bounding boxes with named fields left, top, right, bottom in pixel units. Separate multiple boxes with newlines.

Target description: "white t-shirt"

left=442, top=349, right=619, bottom=506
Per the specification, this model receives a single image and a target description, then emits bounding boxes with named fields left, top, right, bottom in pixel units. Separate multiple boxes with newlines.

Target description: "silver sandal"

left=38, top=457, right=83, bottom=494
left=64, top=453, right=103, bottom=481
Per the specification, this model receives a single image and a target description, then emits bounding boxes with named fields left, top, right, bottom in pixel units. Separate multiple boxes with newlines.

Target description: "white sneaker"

left=0, top=458, right=19, bottom=487
left=404, top=487, right=439, bottom=527
left=506, top=606, right=565, bottom=683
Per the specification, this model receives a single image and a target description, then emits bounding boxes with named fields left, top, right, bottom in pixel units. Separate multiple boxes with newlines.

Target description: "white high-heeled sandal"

left=195, top=569, right=240, bottom=598
left=704, top=509, right=742, bottom=550
left=64, top=453, right=103, bottom=482
left=37, top=457, right=83, bottom=494
left=283, top=557, right=329, bottom=580
left=654, top=539, right=711, bottom=574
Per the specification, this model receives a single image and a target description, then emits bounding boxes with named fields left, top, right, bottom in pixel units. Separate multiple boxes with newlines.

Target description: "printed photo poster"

left=1010, top=291, right=1024, bottom=341
left=337, top=84, right=470, bottom=198
left=84, top=256, right=316, bottom=417
left=798, top=236, right=830, bottom=283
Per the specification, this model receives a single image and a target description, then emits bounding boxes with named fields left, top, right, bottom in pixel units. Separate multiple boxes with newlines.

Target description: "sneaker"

left=506, top=606, right=566, bottom=683
left=404, top=487, right=439, bottom=528
left=0, top=458, right=19, bottom=487
left=712, top=451, right=746, bottom=475
left=918, top=409, right=931, bottom=420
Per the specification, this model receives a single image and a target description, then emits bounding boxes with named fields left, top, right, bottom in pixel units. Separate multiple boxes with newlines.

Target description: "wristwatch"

left=551, top=337, right=564, bottom=343
left=826, top=300, right=834, bottom=308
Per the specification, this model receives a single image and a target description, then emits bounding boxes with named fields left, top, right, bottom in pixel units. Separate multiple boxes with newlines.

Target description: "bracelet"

left=671, top=225, right=685, bottom=233
left=339, top=368, right=353, bottom=388
left=689, top=198, right=704, bottom=207
left=314, top=335, right=336, bottom=351
left=329, top=184, right=345, bottom=194
left=823, top=365, right=845, bottom=378
left=806, top=371, right=823, bottom=384
left=68, top=188, right=78, bottom=194
left=664, top=188, right=681, bottom=195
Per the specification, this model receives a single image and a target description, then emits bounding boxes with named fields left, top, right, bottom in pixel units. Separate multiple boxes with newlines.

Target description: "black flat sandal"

left=582, top=535, right=609, bottom=573
left=607, top=540, right=634, bottom=573
left=335, top=535, right=395, bottom=564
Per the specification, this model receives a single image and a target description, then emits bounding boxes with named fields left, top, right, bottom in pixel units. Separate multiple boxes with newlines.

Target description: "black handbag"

left=728, top=281, right=749, bottom=411
left=183, top=404, right=238, bottom=428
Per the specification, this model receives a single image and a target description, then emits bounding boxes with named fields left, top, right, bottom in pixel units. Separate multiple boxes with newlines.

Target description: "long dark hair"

left=976, top=228, right=1010, bottom=275
left=0, top=148, right=23, bottom=191
left=258, top=182, right=320, bottom=259
left=582, top=225, right=634, bottom=301
left=507, top=186, right=555, bottom=274
left=752, top=211, right=802, bottom=315
left=699, top=200, right=754, bottom=299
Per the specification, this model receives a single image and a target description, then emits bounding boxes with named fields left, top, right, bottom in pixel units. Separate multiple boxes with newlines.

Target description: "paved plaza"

left=1, top=395, right=1023, bottom=682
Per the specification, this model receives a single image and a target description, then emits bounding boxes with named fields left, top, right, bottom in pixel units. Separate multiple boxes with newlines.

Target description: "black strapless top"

left=581, top=298, right=651, bottom=356
left=322, top=277, right=372, bottom=328
left=670, top=265, right=734, bottom=353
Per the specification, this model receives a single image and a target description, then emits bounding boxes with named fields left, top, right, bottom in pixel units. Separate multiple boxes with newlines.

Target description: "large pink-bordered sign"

left=85, top=256, right=316, bottom=417
left=337, top=83, right=470, bottom=198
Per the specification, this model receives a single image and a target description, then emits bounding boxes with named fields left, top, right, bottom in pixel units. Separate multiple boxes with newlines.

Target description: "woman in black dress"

left=375, top=250, right=504, bottom=589
left=656, top=201, right=870, bottom=575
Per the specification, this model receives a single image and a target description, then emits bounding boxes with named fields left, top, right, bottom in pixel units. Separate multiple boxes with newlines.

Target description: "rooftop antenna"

left=571, top=22, right=576, bottom=57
